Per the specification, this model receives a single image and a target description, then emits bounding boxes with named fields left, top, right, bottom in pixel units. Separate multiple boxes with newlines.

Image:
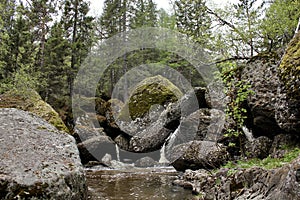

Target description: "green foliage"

left=157, top=8, right=176, bottom=29
left=260, top=0, right=300, bottom=51
left=219, top=61, right=254, bottom=143
left=223, top=148, right=300, bottom=170
left=175, top=0, right=212, bottom=47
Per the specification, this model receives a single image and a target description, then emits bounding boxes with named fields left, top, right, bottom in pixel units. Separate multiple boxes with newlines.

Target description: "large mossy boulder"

left=276, top=32, right=300, bottom=134
left=0, top=108, right=87, bottom=199
left=0, top=90, right=68, bottom=133
left=119, top=75, right=183, bottom=120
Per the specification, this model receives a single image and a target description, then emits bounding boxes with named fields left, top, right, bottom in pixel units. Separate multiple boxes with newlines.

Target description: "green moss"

left=0, top=90, right=69, bottom=133
left=119, top=75, right=183, bottom=120
left=223, top=148, right=300, bottom=170
left=279, top=32, right=300, bottom=96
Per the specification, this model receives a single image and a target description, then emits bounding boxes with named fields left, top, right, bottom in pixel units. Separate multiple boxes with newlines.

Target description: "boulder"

left=241, top=53, right=283, bottom=137
left=170, top=141, right=229, bottom=171
left=276, top=32, right=300, bottom=134
left=0, top=90, right=68, bottom=133
left=77, top=135, right=116, bottom=164
left=0, top=108, right=86, bottom=199
left=244, top=136, right=273, bottom=159
left=118, top=75, right=183, bottom=121
left=180, top=108, right=226, bottom=141
left=134, top=157, right=158, bottom=168
left=115, top=102, right=181, bottom=153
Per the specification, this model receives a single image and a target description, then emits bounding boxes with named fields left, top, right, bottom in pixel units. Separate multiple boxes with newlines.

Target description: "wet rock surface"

left=0, top=108, right=87, bottom=200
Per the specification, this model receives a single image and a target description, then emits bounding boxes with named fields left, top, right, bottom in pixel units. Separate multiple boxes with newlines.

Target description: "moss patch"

left=119, top=75, right=183, bottom=120
left=0, top=90, right=69, bottom=133
left=279, top=32, right=300, bottom=96
left=222, top=147, right=300, bottom=171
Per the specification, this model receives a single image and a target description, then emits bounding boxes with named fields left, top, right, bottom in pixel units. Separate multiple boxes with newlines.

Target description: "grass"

left=223, top=147, right=300, bottom=171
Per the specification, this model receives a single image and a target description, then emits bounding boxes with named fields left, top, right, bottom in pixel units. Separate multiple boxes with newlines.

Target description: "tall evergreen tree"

left=41, top=22, right=70, bottom=102
left=61, top=0, right=94, bottom=97
left=25, top=0, right=57, bottom=70
left=175, top=0, right=212, bottom=47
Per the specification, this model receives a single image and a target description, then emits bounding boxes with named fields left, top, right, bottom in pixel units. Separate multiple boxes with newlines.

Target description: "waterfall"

left=115, top=144, right=120, bottom=162
left=242, top=126, right=254, bottom=142
left=159, top=142, right=169, bottom=163
left=159, top=128, right=179, bottom=163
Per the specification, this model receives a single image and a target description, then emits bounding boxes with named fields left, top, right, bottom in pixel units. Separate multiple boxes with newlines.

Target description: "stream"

left=86, top=167, right=194, bottom=200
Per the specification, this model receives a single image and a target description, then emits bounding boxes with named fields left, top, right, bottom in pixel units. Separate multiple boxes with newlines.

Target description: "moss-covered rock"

left=119, top=75, right=183, bottom=120
left=279, top=32, right=300, bottom=96
left=276, top=32, right=300, bottom=133
left=0, top=90, right=69, bottom=133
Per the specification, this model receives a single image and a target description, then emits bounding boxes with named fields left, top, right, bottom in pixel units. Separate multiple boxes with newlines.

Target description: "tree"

left=260, top=0, right=300, bottom=51
left=175, top=0, right=212, bottom=47
left=130, top=0, right=157, bottom=28
left=207, top=0, right=262, bottom=58
left=157, top=8, right=176, bottom=30
left=41, top=22, right=70, bottom=102
left=61, top=0, right=94, bottom=97
left=25, top=0, right=57, bottom=70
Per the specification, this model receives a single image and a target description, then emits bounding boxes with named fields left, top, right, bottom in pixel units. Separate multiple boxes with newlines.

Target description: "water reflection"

left=86, top=167, right=193, bottom=200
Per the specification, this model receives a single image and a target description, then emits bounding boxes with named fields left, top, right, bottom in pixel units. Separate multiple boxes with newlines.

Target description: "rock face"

left=244, top=136, right=273, bottom=159
left=0, top=108, right=87, bottom=199
left=242, top=54, right=282, bottom=137
left=0, top=90, right=68, bottom=133
left=174, top=156, right=300, bottom=200
left=276, top=32, right=300, bottom=134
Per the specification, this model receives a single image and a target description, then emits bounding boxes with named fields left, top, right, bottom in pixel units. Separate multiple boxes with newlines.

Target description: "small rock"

left=134, top=157, right=158, bottom=168
left=101, top=153, right=112, bottom=166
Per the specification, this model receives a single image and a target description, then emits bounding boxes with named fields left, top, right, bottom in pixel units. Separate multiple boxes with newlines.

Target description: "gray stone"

left=244, top=136, right=273, bottom=159
left=0, top=108, right=87, bottom=199
left=241, top=55, right=282, bottom=137
left=77, top=135, right=116, bottom=164
left=134, top=157, right=158, bottom=168
left=170, top=141, right=229, bottom=171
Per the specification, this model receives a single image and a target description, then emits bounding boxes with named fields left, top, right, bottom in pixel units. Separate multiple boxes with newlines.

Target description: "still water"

left=86, top=167, right=194, bottom=200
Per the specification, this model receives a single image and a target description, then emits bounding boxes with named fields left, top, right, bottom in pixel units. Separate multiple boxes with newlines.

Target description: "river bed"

left=86, top=167, right=194, bottom=199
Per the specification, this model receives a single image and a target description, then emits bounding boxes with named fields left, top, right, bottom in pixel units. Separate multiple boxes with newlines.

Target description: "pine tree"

left=175, top=0, right=212, bottom=47
left=61, top=0, right=94, bottom=97
left=41, top=22, right=70, bottom=102
left=25, top=0, right=57, bottom=70
left=130, top=0, right=157, bottom=28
